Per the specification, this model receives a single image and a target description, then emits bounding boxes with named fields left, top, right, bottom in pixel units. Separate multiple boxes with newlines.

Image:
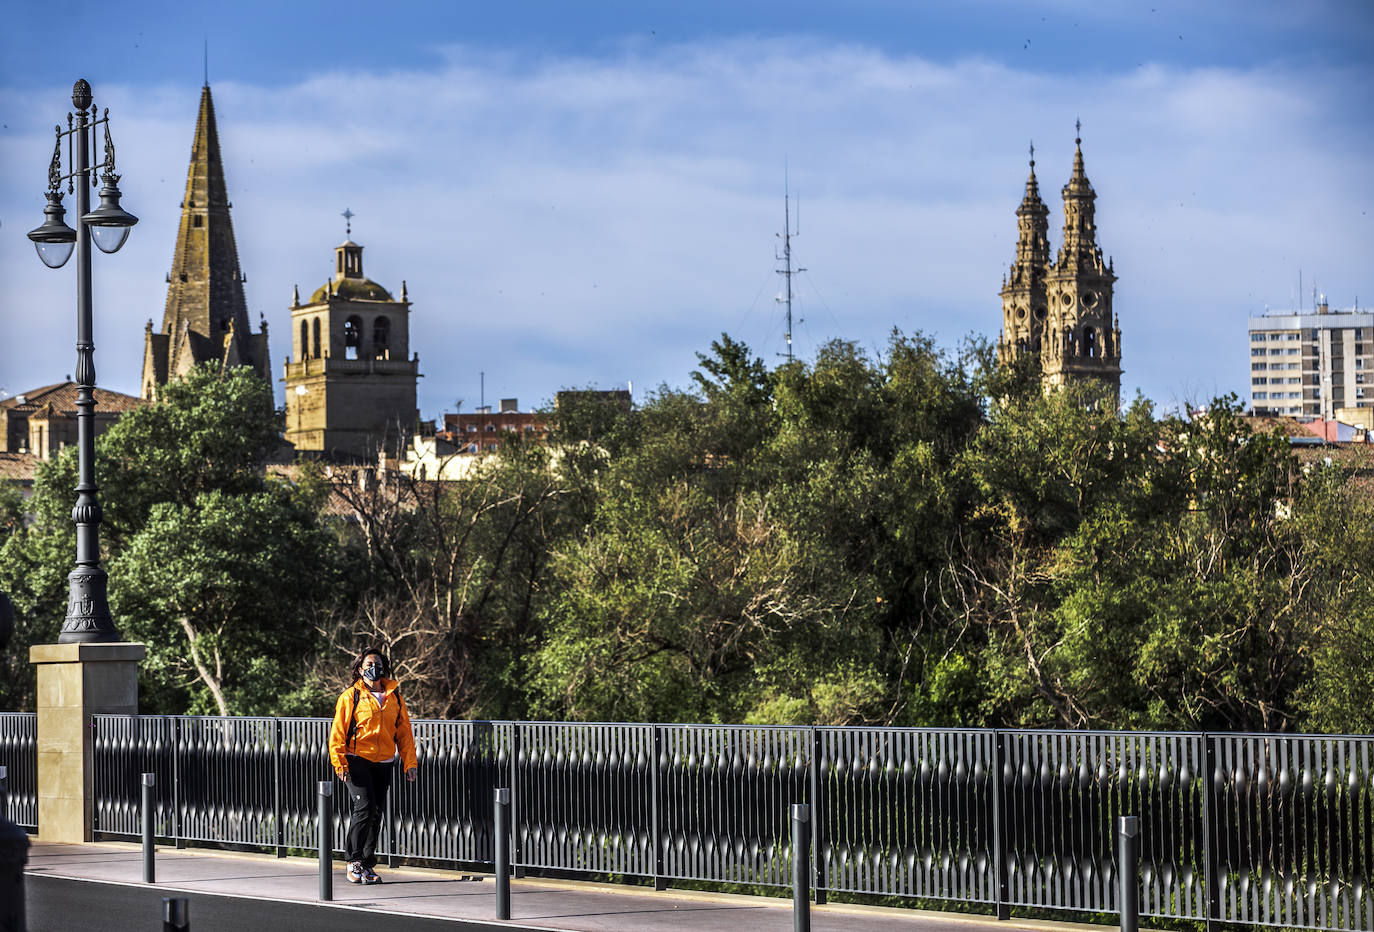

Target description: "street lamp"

left=27, top=79, right=138, bottom=644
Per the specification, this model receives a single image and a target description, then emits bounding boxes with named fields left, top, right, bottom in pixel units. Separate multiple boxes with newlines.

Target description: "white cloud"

left=1, top=40, right=1369, bottom=419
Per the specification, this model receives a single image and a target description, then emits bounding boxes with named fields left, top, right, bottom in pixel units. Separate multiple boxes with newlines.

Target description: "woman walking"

left=328, top=645, right=418, bottom=884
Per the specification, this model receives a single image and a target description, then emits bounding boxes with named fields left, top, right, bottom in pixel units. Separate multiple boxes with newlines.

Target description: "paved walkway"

left=25, top=841, right=1117, bottom=932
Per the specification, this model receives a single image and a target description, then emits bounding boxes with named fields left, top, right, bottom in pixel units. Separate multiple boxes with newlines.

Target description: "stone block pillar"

left=29, top=643, right=145, bottom=843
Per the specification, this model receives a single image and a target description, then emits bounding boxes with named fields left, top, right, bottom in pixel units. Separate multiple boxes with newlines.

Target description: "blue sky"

left=2, top=1, right=1372, bottom=416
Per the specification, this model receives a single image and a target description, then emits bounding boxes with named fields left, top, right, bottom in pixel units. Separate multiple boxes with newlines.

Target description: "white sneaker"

left=346, top=861, right=365, bottom=884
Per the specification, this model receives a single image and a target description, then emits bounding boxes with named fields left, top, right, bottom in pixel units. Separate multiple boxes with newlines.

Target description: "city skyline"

left=1, top=1, right=1371, bottom=417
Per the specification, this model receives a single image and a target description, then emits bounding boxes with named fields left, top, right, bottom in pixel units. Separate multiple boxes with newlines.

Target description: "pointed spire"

left=1012, top=139, right=1050, bottom=269
left=157, top=84, right=258, bottom=377
left=292, top=283, right=300, bottom=307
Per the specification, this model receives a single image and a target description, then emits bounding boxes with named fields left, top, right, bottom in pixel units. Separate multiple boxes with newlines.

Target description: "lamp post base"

left=58, top=567, right=117, bottom=644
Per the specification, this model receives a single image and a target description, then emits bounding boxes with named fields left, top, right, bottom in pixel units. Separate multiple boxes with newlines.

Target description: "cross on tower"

left=342, top=207, right=354, bottom=237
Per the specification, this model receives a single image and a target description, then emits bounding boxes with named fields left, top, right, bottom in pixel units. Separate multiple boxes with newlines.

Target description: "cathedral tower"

left=283, top=235, right=419, bottom=460
left=997, top=130, right=1121, bottom=405
left=998, top=144, right=1051, bottom=364
left=140, top=84, right=271, bottom=399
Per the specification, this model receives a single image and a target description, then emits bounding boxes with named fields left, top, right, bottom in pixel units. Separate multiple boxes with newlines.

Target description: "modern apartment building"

left=1249, top=298, right=1374, bottom=420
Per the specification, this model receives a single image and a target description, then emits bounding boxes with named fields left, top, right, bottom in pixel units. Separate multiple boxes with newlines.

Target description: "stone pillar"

left=29, top=643, right=145, bottom=843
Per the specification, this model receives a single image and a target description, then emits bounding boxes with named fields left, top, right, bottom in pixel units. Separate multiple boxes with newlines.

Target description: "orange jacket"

left=328, top=678, right=418, bottom=775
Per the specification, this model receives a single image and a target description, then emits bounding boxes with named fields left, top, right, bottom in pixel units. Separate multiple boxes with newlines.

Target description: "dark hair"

left=349, top=645, right=390, bottom=683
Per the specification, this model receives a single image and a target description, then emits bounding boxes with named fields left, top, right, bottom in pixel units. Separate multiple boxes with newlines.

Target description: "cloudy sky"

left=1, top=1, right=1371, bottom=417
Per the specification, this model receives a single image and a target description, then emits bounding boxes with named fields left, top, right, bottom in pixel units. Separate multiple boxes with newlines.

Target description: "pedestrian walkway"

left=25, top=841, right=1118, bottom=932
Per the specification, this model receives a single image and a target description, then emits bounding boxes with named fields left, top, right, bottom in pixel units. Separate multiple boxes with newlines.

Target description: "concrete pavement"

left=24, top=841, right=1129, bottom=931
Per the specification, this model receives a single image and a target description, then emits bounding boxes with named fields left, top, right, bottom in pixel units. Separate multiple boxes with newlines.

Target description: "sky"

left=1, top=1, right=1371, bottom=418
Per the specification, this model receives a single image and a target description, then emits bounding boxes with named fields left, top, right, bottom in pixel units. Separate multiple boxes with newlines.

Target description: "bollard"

left=162, top=896, right=189, bottom=931
left=1119, top=815, right=1139, bottom=932
left=494, top=788, right=511, bottom=920
left=318, top=781, right=334, bottom=901
left=792, top=803, right=811, bottom=932
left=0, top=764, right=7, bottom=817
left=142, top=773, right=157, bottom=883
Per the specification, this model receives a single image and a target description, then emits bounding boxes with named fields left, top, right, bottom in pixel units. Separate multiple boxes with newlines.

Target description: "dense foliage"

left=1, top=340, right=1370, bottom=731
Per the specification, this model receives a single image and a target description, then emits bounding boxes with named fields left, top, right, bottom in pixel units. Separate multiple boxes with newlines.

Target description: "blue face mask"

left=363, top=662, right=384, bottom=681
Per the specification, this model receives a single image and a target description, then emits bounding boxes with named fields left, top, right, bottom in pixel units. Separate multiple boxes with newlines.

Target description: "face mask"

left=363, top=662, right=384, bottom=681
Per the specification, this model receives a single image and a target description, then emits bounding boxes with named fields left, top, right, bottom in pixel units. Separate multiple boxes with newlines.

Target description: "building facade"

left=141, top=84, right=271, bottom=399
left=1249, top=298, right=1374, bottom=420
left=283, top=239, right=420, bottom=460
left=996, top=135, right=1122, bottom=404
left=0, top=382, right=143, bottom=460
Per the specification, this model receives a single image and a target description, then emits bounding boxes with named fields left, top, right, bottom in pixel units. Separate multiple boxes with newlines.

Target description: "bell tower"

left=998, top=143, right=1050, bottom=366
left=283, top=229, right=420, bottom=460
left=1042, top=128, right=1120, bottom=403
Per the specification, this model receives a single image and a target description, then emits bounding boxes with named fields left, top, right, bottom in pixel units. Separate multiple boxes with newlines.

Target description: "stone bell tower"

left=998, top=129, right=1121, bottom=405
left=998, top=144, right=1051, bottom=365
left=283, top=231, right=420, bottom=460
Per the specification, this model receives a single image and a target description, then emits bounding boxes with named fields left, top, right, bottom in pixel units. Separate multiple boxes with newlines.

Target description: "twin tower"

left=139, top=85, right=418, bottom=460
left=997, top=133, right=1121, bottom=403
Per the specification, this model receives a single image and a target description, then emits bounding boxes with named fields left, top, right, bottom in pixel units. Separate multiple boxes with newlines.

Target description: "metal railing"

left=88, top=716, right=1373, bottom=930
left=0, top=713, right=37, bottom=830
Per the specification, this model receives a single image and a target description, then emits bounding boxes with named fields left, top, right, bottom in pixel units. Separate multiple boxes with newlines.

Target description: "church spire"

left=1057, top=123, right=1102, bottom=272
left=1014, top=140, right=1050, bottom=268
left=160, top=85, right=253, bottom=362
left=142, top=85, right=269, bottom=399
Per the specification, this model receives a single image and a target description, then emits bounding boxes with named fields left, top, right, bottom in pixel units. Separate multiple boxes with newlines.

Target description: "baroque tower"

left=998, top=131, right=1121, bottom=404
left=283, top=234, right=419, bottom=460
left=140, top=84, right=271, bottom=399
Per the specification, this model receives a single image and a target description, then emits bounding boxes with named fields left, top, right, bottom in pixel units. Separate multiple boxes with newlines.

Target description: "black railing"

left=88, top=716, right=1373, bottom=930
left=0, top=713, right=37, bottom=829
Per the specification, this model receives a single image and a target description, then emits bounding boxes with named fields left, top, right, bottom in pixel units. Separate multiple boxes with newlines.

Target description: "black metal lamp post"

left=26, top=79, right=138, bottom=644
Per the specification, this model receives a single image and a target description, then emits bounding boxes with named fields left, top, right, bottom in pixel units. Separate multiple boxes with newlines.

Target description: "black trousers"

left=343, top=753, right=394, bottom=868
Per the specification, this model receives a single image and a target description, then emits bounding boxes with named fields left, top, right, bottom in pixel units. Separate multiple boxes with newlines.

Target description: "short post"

left=792, top=803, right=811, bottom=932
left=142, top=773, right=156, bottom=883
left=494, top=787, right=511, bottom=920
left=1119, top=815, right=1139, bottom=932
left=0, top=764, right=7, bottom=817
left=318, top=781, right=333, bottom=901
left=162, top=896, right=189, bottom=931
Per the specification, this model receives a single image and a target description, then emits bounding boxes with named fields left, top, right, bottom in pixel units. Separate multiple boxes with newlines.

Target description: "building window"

left=1253, top=348, right=1267, bottom=356
left=1285, top=332, right=1300, bottom=341
left=1253, top=392, right=1268, bottom=400
left=312, top=318, right=321, bottom=358
left=300, top=320, right=309, bottom=359
left=372, top=316, right=391, bottom=353
left=1251, top=363, right=1266, bottom=371
left=1286, top=348, right=1299, bottom=355
left=343, top=315, right=363, bottom=360
left=192, top=215, right=204, bottom=228
left=485, top=424, right=496, bottom=432
left=1252, top=378, right=1267, bottom=385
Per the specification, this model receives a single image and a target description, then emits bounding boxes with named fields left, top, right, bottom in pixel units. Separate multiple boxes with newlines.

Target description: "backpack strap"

left=393, top=687, right=403, bottom=730
left=345, top=687, right=360, bottom=748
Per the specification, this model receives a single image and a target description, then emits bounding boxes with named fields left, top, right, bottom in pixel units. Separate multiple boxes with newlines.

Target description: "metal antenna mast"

left=775, top=167, right=805, bottom=363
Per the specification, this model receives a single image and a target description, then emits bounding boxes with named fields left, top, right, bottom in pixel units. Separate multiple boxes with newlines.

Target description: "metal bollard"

left=494, top=788, right=511, bottom=920
left=1119, top=815, right=1139, bottom=932
left=162, top=896, right=189, bottom=931
left=318, top=781, right=334, bottom=901
left=142, top=773, right=157, bottom=883
left=792, top=803, right=811, bottom=932
left=0, top=764, right=7, bottom=817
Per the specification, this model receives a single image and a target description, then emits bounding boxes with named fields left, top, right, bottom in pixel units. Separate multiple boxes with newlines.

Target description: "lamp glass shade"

left=89, top=223, right=131, bottom=254
left=34, top=240, right=75, bottom=268
left=82, top=180, right=139, bottom=254
left=28, top=191, right=78, bottom=267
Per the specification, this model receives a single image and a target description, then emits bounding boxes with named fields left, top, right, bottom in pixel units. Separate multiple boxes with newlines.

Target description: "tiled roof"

left=0, top=452, right=40, bottom=482
left=0, top=382, right=144, bottom=416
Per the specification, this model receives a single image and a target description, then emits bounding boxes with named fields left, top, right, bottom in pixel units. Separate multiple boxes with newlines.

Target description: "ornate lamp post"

left=27, top=79, right=138, bottom=643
